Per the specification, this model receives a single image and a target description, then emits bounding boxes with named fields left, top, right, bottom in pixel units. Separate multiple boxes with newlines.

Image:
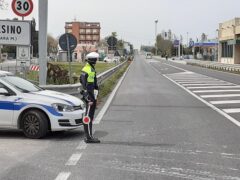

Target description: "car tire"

left=22, top=110, right=48, bottom=139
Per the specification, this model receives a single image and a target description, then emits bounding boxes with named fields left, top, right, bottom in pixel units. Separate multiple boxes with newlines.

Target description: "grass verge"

left=98, top=62, right=130, bottom=103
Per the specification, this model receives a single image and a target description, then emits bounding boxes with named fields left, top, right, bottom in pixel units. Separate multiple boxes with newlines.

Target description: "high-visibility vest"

left=82, top=63, right=96, bottom=83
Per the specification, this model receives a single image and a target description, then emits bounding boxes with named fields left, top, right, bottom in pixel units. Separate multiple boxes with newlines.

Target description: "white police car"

left=0, top=71, right=85, bottom=138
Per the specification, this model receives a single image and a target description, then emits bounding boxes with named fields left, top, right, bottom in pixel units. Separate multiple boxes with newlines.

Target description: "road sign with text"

left=0, top=20, right=31, bottom=46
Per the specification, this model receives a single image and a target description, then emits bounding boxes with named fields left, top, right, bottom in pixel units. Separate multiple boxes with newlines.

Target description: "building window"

left=222, top=42, right=233, bottom=58
left=86, top=35, right=91, bottom=40
left=93, top=29, right=98, bottom=34
left=92, top=35, right=99, bottom=40
left=66, top=29, right=72, bottom=33
left=86, top=29, right=91, bottom=34
left=80, top=29, right=85, bottom=34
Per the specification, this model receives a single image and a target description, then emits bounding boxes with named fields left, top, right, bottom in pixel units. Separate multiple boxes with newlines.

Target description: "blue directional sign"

left=189, top=40, right=194, bottom=47
left=59, top=33, right=77, bottom=52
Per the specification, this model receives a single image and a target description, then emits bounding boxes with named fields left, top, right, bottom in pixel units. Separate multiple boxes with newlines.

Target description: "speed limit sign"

left=11, top=0, right=33, bottom=17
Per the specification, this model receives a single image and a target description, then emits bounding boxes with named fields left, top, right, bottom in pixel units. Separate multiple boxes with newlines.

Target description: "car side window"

left=0, top=82, right=15, bottom=96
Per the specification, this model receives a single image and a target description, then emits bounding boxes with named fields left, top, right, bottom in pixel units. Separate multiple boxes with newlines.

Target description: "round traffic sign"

left=12, top=0, right=34, bottom=17
left=107, top=36, right=118, bottom=47
left=59, top=33, right=78, bottom=52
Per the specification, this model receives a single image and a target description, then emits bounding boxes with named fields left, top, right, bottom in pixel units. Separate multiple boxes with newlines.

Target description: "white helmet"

left=86, top=52, right=99, bottom=64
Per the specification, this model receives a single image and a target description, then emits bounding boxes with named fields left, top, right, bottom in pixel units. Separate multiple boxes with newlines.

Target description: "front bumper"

left=50, top=109, right=85, bottom=131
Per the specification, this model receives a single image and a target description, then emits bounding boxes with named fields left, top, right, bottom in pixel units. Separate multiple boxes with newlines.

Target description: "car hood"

left=22, top=90, right=82, bottom=106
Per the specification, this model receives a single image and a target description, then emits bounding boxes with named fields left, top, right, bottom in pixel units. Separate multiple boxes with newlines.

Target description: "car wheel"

left=22, top=110, right=48, bottom=139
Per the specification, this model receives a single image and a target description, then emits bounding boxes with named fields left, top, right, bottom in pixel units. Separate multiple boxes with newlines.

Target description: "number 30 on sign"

left=12, top=0, right=34, bottom=17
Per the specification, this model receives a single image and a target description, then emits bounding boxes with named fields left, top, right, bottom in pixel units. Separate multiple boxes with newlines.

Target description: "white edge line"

left=163, top=74, right=240, bottom=127
left=149, top=63, right=240, bottom=127
left=94, top=63, right=132, bottom=124
left=65, top=153, right=82, bottom=166
left=55, top=172, right=71, bottom=180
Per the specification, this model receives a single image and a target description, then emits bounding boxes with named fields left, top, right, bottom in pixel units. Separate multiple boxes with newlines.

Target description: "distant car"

left=0, top=71, right=85, bottom=138
left=104, top=57, right=113, bottom=63
left=146, top=53, right=152, bottom=59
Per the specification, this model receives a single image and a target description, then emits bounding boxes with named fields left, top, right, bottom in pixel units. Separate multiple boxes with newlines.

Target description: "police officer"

left=80, top=52, right=100, bottom=143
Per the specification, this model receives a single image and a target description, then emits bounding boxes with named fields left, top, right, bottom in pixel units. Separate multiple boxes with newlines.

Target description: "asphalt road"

left=1, top=55, right=240, bottom=179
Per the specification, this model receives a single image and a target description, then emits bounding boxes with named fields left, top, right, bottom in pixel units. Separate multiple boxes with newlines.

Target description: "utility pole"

left=155, top=20, right=158, bottom=55
left=38, top=0, right=48, bottom=85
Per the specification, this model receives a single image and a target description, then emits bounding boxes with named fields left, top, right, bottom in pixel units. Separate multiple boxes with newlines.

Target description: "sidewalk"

left=153, top=56, right=240, bottom=73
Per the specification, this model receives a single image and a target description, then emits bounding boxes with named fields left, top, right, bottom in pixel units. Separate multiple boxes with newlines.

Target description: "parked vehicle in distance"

left=146, top=53, right=152, bottom=59
left=0, top=71, right=85, bottom=138
left=104, top=56, right=113, bottom=63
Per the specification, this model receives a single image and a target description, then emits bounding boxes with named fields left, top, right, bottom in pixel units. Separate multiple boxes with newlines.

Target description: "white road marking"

left=210, top=100, right=240, bottom=105
left=194, top=90, right=240, bottom=93
left=65, top=153, right=82, bottom=166
left=76, top=141, right=87, bottom=150
left=201, top=94, right=240, bottom=98
left=163, top=63, right=188, bottom=72
left=55, top=172, right=71, bottom=180
left=94, top=63, right=131, bottom=124
left=181, top=83, right=233, bottom=86
left=177, top=81, right=226, bottom=84
left=223, top=108, right=240, bottom=114
left=188, top=86, right=240, bottom=89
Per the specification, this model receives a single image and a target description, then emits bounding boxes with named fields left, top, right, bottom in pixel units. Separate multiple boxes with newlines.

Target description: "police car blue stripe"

left=0, top=101, right=63, bottom=117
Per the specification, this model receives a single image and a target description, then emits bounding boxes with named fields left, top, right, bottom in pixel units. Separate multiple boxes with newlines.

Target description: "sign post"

left=38, top=0, right=48, bottom=85
left=59, top=33, right=77, bottom=84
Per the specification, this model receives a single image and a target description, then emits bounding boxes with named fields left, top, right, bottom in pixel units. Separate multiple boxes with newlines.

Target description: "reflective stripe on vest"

left=82, top=63, right=96, bottom=83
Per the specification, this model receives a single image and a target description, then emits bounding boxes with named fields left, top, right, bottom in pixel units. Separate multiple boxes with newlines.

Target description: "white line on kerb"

left=211, top=100, right=240, bottom=105
left=94, top=64, right=131, bottom=124
left=202, top=94, right=240, bottom=98
left=65, top=153, right=82, bottom=166
left=76, top=141, right=87, bottom=150
left=55, top=172, right=71, bottom=180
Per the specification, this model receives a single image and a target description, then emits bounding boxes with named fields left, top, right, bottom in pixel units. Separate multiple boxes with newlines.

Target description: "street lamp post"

left=155, top=20, right=158, bottom=56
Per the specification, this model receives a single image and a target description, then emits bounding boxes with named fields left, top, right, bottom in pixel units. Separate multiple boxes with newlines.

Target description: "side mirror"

left=0, top=88, right=10, bottom=96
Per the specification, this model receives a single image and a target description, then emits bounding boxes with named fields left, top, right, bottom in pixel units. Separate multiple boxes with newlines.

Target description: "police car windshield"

left=2, top=76, right=42, bottom=93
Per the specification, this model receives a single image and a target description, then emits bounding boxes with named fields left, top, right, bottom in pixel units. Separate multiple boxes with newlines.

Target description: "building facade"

left=65, top=21, right=101, bottom=45
left=219, top=18, right=240, bottom=64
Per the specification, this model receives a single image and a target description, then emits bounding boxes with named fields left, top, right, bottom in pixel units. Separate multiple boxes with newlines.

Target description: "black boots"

left=84, top=137, right=100, bottom=143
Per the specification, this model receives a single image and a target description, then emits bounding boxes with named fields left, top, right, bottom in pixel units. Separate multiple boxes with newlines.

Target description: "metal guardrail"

left=40, top=61, right=128, bottom=96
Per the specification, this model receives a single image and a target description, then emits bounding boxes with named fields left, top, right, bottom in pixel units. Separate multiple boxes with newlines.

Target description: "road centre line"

left=201, top=94, right=240, bottom=98
left=65, top=153, right=82, bottom=166
left=188, top=86, right=240, bottom=89
left=210, top=100, right=240, bottom=105
left=177, top=81, right=226, bottom=84
left=150, top=63, right=240, bottom=127
left=223, top=109, right=240, bottom=114
left=76, top=141, right=87, bottom=150
left=194, top=90, right=240, bottom=93
left=55, top=172, right=71, bottom=180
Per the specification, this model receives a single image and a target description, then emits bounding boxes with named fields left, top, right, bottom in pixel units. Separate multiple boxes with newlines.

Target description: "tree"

left=156, top=34, right=174, bottom=56
left=47, top=35, right=58, bottom=55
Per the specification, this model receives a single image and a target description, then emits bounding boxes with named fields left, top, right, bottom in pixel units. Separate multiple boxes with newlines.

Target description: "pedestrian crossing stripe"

left=164, top=71, right=240, bottom=125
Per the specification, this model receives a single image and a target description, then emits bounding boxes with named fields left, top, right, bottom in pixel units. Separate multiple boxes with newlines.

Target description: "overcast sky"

left=1, top=0, right=240, bottom=48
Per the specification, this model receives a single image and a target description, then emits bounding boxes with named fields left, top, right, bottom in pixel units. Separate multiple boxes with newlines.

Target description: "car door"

left=0, top=84, right=15, bottom=127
